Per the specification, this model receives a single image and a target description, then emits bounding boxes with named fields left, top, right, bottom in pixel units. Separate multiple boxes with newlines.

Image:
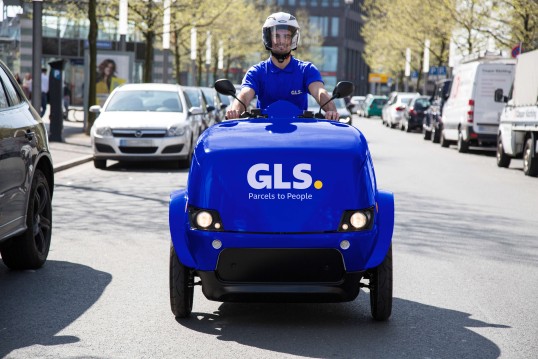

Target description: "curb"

left=53, top=155, right=93, bottom=173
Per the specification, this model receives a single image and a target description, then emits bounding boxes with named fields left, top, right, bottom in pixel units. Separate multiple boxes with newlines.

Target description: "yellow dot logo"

left=314, top=180, right=323, bottom=189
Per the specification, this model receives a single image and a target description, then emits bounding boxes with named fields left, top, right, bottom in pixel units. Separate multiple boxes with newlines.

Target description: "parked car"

left=440, top=57, right=515, bottom=152
left=90, top=83, right=203, bottom=169
left=0, top=60, right=54, bottom=269
left=423, top=79, right=452, bottom=143
left=183, top=86, right=216, bottom=131
left=349, top=95, right=365, bottom=114
left=382, top=91, right=420, bottom=128
left=400, top=96, right=431, bottom=132
left=363, top=95, right=387, bottom=118
left=200, top=87, right=227, bottom=123
left=307, top=94, right=353, bottom=124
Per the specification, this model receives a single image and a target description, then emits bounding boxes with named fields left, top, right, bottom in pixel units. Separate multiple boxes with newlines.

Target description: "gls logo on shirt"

left=247, top=163, right=314, bottom=189
left=291, top=90, right=302, bottom=95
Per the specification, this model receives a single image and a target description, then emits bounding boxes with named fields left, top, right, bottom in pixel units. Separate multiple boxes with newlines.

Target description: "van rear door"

left=472, top=63, right=515, bottom=134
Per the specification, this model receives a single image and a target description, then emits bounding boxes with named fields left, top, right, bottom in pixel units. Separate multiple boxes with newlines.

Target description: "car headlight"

left=167, top=125, right=186, bottom=136
left=95, top=127, right=112, bottom=137
left=188, top=207, right=224, bottom=231
left=338, top=208, right=374, bottom=231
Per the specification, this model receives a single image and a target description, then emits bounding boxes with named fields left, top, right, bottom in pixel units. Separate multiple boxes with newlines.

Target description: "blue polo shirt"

left=242, top=56, right=323, bottom=110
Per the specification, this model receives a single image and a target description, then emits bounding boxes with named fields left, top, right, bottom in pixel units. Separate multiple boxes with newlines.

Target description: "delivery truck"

left=495, top=49, right=538, bottom=177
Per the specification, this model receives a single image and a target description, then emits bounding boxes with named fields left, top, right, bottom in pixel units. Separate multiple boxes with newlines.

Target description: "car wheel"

left=440, top=130, right=450, bottom=148
left=169, top=245, right=194, bottom=318
left=369, top=245, right=393, bottom=321
left=0, top=169, right=52, bottom=269
left=423, top=129, right=431, bottom=140
left=523, top=138, right=538, bottom=177
left=457, top=131, right=469, bottom=153
left=94, top=159, right=107, bottom=169
left=179, top=139, right=194, bottom=169
left=432, top=127, right=440, bottom=143
left=496, top=136, right=511, bottom=168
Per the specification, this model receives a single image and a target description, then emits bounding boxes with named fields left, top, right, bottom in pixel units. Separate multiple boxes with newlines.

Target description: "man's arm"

left=226, top=87, right=256, bottom=119
left=308, top=81, right=339, bottom=121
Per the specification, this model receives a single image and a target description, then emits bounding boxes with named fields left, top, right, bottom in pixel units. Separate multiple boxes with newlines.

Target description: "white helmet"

left=262, top=12, right=300, bottom=52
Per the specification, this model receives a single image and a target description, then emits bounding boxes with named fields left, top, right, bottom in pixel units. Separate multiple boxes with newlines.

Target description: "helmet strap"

left=271, top=51, right=291, bottom=63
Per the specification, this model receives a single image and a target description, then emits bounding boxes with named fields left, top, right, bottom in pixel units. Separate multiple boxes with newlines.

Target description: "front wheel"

left=369, top=246, right=393, bottom=321
left=94, top=159, right=107, bottom=169
left=523, top=138, right=538, bottom=177
left=0, top=169, right=52, bottom=269
left=496, top=137, right=511, bottom=168
left=169, top=245, right=194, bottom=318
left=423, top=129, right=431, bottom=140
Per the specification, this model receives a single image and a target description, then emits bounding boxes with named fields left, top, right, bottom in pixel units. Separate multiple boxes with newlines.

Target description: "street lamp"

left=162, top=0, right=170, bottom=83
left=119, top=0, right=128, bottom=51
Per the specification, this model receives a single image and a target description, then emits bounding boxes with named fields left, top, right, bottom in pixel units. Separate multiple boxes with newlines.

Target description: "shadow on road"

left=179, top=297, right=508, bottom=358
left=0, top=261, right=111, bottom=358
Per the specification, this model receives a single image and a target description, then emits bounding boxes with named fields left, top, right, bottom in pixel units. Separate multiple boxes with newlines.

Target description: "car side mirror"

left=220, top=103, right=228, bottom=110
left=89, top=105, right=101, bottom=113
left=189, top=106, right=203, bottom=115
left=207, top=105, right=215, bottom=112
left=494, top=88, right=504, bottom=102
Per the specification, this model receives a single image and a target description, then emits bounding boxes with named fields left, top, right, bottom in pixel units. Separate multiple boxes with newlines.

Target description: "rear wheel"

left=94, top=159, right=107, bottom=169
left=423, top=129, right=432, bottom=140
left=369, top=246, right=393, bottom=321
left=169, top=245, right=194, bottom=318
left=0, top=169, right=52, bottom=269
left=496, top=136, right=511, bottom=168
left=432, top=126, right=440, bottom=143
left=457, top=131, right=469, bottom=153
left=523, top=138, right=538, bottom=177
left=440, top=130, right=450, bottom=148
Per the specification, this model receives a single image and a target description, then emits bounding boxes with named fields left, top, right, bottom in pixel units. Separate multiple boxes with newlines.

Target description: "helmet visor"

left=267, top=25, right=299, bottom=52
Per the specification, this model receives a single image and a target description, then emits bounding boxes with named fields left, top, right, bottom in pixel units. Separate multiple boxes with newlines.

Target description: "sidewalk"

left=43, top=108, right=93, bottom=172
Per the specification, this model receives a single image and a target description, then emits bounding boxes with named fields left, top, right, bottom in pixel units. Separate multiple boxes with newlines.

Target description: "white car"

left=90, top=83, right=204, bottom=169
left=308, top=94, right=353, bottom=124
left=382, top=92, right=420, bottom=128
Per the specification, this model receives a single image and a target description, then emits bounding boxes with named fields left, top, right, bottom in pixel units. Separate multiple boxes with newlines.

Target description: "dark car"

left=200, top=87, right=228, bottom=124
left=423, top=79, right=452, bottom=143
left=0, top=60, right=54, bottom=269
left=401, top=96, right=431, bottom=132
left=183, top=86, right=216, bottom=131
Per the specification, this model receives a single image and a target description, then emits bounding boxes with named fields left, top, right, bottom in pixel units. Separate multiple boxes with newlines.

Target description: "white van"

left=440, top=58, right=515, bottom=152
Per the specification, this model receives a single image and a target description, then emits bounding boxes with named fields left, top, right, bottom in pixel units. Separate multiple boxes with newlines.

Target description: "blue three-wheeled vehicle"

left=169, top=79, right=395, bottom=320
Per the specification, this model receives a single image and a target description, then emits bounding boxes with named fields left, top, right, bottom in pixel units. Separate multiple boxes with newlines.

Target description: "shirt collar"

left=267, top=56, right=296, bottom=73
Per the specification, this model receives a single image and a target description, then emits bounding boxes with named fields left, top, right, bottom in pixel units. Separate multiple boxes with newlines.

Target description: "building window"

left=332, top=0, right=340, bottom=7
left=321, top=0, right=329, bottom=6
left=331, top=17, right=339, bottom=37
left=289, top=0, right=296, bottom=5
left=310, top=0, right=319, bottom=6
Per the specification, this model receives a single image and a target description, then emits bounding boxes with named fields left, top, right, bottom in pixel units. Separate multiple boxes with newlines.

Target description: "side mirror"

left=206, top=105, right=215, bottom=112
left=189, top=106, right=203, bottom=115
left=333, top=81, right=355, bottom=98
left=214, top=79, right=236, bottom=96
left=494, top=88, right=505, bottom=103
left=89, top=105, right=101, bottom=113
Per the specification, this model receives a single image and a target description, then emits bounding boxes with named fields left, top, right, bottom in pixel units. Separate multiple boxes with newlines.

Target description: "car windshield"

left=414, top=98, right=431, bottom=109
left=106, top=90, right=183, bottom=112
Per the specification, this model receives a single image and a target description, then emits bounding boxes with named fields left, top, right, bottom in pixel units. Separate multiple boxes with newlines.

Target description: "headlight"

left=188, top=207, right=224, bottom=231
left=96, top=127, right=112, bottom=137
left=167, top=125, right=186, bottom=136
left=338, top=208, right=374, bottom=232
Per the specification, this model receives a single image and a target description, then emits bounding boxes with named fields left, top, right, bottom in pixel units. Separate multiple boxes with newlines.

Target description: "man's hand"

left=324, top=110, right=339, bottom=121
left=226, top=109, right=241, bottom=119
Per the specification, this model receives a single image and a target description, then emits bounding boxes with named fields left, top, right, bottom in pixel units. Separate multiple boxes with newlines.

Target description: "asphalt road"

left=1, top=115, right=537, bottom=359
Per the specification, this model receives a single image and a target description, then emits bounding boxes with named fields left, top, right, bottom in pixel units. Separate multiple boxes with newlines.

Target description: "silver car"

left=90, top=83, right=203, bottom=169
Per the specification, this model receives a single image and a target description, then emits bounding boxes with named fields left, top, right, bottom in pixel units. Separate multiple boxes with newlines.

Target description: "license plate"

left=119, top=139, right=154, bottom=147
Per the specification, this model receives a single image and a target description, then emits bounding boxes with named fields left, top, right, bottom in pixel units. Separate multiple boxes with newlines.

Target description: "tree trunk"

left=85, top=0, right=97, bottom=135
left=144, top=30, right=155, bottom=83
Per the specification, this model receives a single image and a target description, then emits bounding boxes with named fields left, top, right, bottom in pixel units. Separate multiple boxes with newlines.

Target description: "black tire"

left=94, top=159, right=107, bottom=169
left=423, top=129, right=432, bottom=140
left=169, top=245, right=194, bottom=318
left=523, top=138, right=538, bottom=177
left=369, top=246, right=393, bottom=321
left=457, top=131, right=469, bottom=153
left=178, top=139, right=194, bottom=169
left=496, top=136, right=511, bottom=168
left=440, top=130, right=450, bottom=148
left=0, top=169, right=52, bottom=269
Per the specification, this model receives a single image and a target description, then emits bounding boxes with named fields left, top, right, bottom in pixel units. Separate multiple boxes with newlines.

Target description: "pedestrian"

left=22, top=72, right=32, bottom=99
left=15, top=73, right=22, bottom=85
left=226, top=12, right=338, bottom=120
left=40, top=68, right=49, bottom=117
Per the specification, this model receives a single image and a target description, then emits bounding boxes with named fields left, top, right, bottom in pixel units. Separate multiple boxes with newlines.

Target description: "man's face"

left=271, top=29, right=292, bottom=54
